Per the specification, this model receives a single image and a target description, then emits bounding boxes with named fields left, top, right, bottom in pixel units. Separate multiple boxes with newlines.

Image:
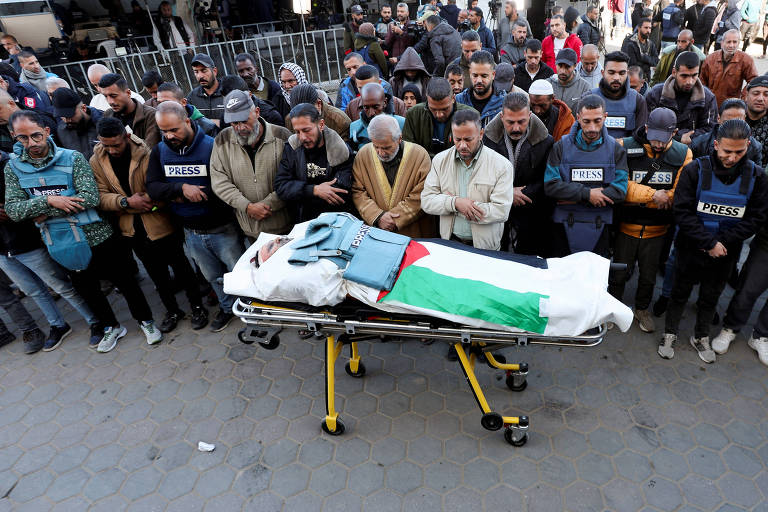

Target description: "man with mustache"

left=211, top=89, right=292, bottom=245
left=146, top=101, right=244, bottom=333
left=455, top=50, right=505, bottom=128
left=100, top=73, right=160, bottom=147
left=52, top=88, right=103, bottom=160
left=547, top=48, right=590, bottom=114
left=349, top=83, right=405, bottom=149
left=700, top=29, right=757, bottom=107
left=483, top=92, right=554, bottom=256
left=589, top=51, right=648, bottom=139
left=544, top=94, right=628, bottom=257
left=650, top=29, right=705, bottom=87
left=352, top=114, right=435, bottom=237
left=744, top=75, right=768, bottom=167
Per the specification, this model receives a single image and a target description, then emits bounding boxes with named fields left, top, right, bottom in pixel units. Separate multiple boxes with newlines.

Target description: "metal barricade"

left=46, top=28, right=346, bottom=102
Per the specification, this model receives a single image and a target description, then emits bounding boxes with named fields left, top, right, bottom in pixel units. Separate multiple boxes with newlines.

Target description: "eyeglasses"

left=14, top=132, right=45, bottom=144
left=280, top=78, right=298, bottom=86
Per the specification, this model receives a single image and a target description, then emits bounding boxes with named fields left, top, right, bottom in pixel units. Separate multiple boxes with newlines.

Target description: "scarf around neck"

left=278, top=63, right=308, bottom=103
left=20, top=67, right=48, bottom=92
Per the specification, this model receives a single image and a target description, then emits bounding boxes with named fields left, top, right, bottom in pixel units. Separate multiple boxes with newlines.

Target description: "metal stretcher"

left=233, top=297, right=608, bottom=446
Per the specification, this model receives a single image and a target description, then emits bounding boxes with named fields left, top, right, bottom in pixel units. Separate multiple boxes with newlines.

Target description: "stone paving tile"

left=0, top=226, right=767, bottom=510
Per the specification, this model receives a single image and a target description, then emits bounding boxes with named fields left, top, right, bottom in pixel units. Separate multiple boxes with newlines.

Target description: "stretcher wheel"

left=485, top=352, right=506, bottom=368
left=322, top=418, right=345, bottom=436
left=258, top=335, right=280, bottom=350
left=504, top=428, right=528, bottom=447
left=506, top=374, right=527, bottom=392
left=237, top=329, right=253, bottom=344
left=344, top=361, right=366, bottom=378
left=481, top=412, right=504, bottom=431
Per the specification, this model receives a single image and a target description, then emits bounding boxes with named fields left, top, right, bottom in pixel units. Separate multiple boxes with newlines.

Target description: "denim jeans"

left=0, top=248, right=97, bottom=328
left=184, top=223, right=244, bottom=311
left=0, top=279, right=38, bottom=335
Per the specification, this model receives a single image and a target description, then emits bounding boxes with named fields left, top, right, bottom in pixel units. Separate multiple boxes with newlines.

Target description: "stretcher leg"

left=345, top=341, right=366, bottom=377
left=322, top=335, right=346, bottom=435
left=454, top=342, right=529, bottom=446
left=484, top=351, right=529, bottom=392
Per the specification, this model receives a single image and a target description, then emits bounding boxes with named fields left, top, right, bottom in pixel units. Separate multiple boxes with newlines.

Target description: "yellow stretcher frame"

left=233, top=298, right=607, bottom=446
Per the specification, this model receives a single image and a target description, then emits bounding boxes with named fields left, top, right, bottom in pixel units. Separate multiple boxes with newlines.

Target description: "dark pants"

left=0, top=280, right=38, bottom=337
left=505, top=210, right=553, bottom=257
left=128, top=232, right=202, bottom=314
left=664, top=246, right=736, bottom=338
left=69, top=235, right=153, bottom=328
left=609, top=232, right=666, bottom=310
left=741, top=21, right=757, bottom=51
left=723, top=243, right=768, bottom=338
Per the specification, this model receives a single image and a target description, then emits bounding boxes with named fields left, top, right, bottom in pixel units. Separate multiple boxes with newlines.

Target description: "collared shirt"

left=452, top=147, right=481, bottom=240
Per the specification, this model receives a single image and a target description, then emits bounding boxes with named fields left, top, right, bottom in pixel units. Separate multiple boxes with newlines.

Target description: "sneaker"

left=140, top=320, right=163, bottom=345
left=690, top=336, right=716, bottom=364
left=43, top=323, right=72, bottom=352
left=158, top=310, right=184, bottom=333
left=653, top=296, right=668, bottom=317
left=97, top=325, right=127, bottom=353
left=658, top=333, right=676, bottom=359
left=712, top=328, right=737, bottom=355
left=209, top=308, right=234, bottom=332
left=23, top=328, right=45, bottom=354
left=0, top=332, right=16, bottom=348
left=89, top=324, right=103, bottom=349
left=190, top=306, right=209, bottom=330
left=634, top=309, right=655, bottom=333
left=747, top=336, right=768, bottom=366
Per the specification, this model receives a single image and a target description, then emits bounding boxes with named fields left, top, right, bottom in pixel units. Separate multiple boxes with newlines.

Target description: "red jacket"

left=541, top=34, right=583, bottom=70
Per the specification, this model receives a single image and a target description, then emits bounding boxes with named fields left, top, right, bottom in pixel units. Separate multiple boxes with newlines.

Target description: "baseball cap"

left=555, top=48, right=577, bottom=67
left=646, top=107, right=677, bottom=142
left=52, top=88, right=82, bottom=118
left=747, top=75, right=768, bottom=90
left=223, top=89, right=252, bottom=123
left=350, top=4, right=363, bottom=14
left=529, top=79, right=554, bottom=96
left=494, top=63, right=515, bottom=93
left=191, top=53, right=215, bottom=68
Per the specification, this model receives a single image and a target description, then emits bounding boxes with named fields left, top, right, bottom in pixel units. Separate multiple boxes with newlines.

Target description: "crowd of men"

left=1, top=0, right=768, bottom=371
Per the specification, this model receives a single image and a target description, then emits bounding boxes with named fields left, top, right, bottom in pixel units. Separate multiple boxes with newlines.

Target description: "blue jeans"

left=0, top=248, right=98, bottom=328
left=184, top=223, right=244, bottom=310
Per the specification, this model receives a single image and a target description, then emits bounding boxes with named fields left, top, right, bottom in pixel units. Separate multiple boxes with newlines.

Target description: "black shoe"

left=446, top=345, right=459, bottom=362
left=190, top=306, right=209, bottom=330
left=159, top=310, right=184, bottom=333
left=0, top=332, right=16, bottom=348
left=43, top=323, right=71, bottom=352
left=23, top=328, right=45, bottom=354
left=653, top=296, right=668, bottom=317
left=89, top=323, right=103, bottom=349
left=209, top=308, right=234, bottom=332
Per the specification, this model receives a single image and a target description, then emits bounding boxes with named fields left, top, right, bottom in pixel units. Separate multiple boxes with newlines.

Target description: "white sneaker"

left=747, top=336, right=768, bottom=366
left=658, top=333, right=676, bottom=359
left=690, top=336, right=716, bottom=364
left=140, top=320, right=163, bottom=345
left=97, top=325, right=127, bottom=353
left=712, top=328, right=737, bottom=355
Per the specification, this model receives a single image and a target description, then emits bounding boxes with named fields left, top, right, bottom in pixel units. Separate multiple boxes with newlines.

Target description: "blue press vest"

left=661, top=5, right=682, bottom=40
left=157, top=126, right=215, bottom=219
left=288, top=212, right=410, bottom=291
left=695, top=157, right=755, bottom=235
left=552, top=125, right=616, bottom=253
left=592, top=83, right=639, bottom=138
left=8, top=140, right=101, bottom=227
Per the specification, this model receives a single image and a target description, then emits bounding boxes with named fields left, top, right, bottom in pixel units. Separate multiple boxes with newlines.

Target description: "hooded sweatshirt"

left=548, top=72, right=591, bottom=114
left=575, top=61, right=603, bottom=89
left=390, top=48, right=431, bottom=100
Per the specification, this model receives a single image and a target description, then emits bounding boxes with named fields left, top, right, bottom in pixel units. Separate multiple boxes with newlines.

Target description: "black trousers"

left=128, top=232, right=202, bottom=314
left=69, top=235, right=153, bottom=328
left=609, top=232, right=666, bottom=310
left=664, top=245, right=736, bottom=338
left=723, top=243, right=768, bottom=338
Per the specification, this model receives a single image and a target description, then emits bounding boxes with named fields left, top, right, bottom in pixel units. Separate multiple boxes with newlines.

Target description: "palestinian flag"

left=374, top=241, right=632, bottom=335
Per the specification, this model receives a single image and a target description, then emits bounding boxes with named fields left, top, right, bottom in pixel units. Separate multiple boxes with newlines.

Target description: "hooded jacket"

left=690, top=124, right=763, bottom=167
left=575, top=61, right=602, bottom=89
left=621, top=32, right=659, bottom=83
left=415, top=21, right=462, bottom=77
left=650, top=43, right=706, bottom=87
left=354, top=33, right=389, bottom=78
left=455, top=87, right=506, bottom=127
left=56, top=107, right=103, bottom=161
left=685, top=1, right=718, bottom=45
left=499, top=36, right=530, bottom=66
left=645, top=75, right=718, bottom=142
left=390, top=48, right=431, bottom=100
left=441, top=4, right=460, bottom=28
left=548, top=72, right=591, bottom=114
left=577, top=14, right=601, bottom=46
left=474, top=20, right=496, bottom=54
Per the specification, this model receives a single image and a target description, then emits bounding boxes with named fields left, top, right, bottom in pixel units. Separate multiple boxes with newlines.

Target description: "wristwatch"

left=119, top=197, right=129, bottom=209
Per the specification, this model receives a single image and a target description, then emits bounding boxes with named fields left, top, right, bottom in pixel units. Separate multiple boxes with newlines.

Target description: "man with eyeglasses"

left=4, top=110, right=159, bottom=353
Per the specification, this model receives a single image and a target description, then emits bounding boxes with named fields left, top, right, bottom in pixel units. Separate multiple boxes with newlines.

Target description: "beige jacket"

left=420, top=145, right=514, bottom=250
left=210, top=119, right=293, bottom=238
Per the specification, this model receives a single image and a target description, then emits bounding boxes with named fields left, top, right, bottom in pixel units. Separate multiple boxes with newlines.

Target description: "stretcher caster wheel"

left=504, top=428, right=528, bottom=446
left=258, top=335, right=280, bottom=350
left=237, top=329, right=254, bottom=345
left=506, top=373, right=527, bottom=392
left=481, top=412, right=504, bottom=431
left=486, top=353, right=506, bottom=368
left=322, top=418, right=345, bottom=436
left=345, top=361, right=366, bottom=378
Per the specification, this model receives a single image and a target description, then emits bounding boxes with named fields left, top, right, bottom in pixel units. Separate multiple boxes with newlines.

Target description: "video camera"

left=457, top=19, right=471, bottom=33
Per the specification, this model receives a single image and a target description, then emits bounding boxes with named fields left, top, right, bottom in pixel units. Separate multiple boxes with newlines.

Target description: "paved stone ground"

left=1, top=30, right=768, bottom=512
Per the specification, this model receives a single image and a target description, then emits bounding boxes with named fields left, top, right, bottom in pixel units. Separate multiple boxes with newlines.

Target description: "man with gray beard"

left=210, top=90, right=292, bottom=243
